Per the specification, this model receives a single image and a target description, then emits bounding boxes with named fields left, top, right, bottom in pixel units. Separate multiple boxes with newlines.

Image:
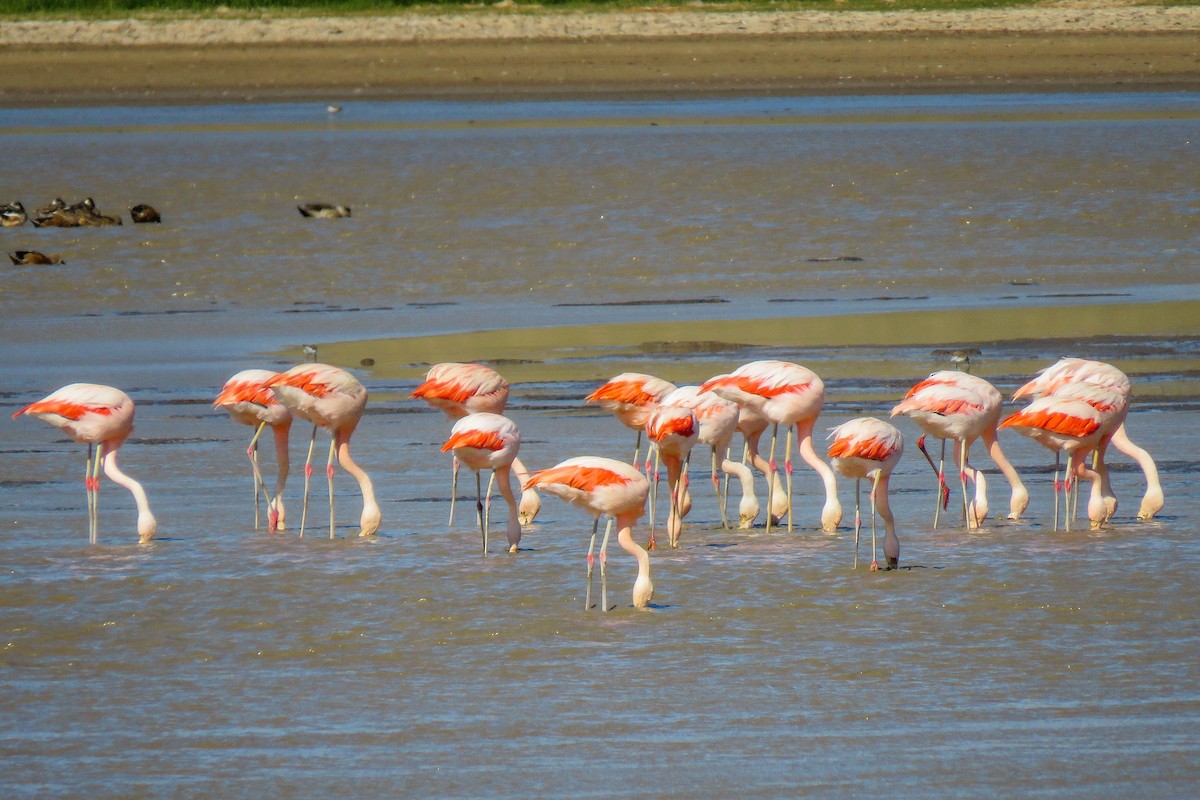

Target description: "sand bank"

left=1, top=5, right=1199, bottom=105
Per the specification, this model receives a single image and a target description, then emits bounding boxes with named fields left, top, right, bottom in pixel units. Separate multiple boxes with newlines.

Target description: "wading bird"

left=701, top=361, right=841, bottom=533
left=828, top=417, right=902, bottom=571
left=523, top=456, right=652, bottom=611
left=13, top=383, right=157, bottom=544
left=411, top=362, right=540, bottom=525
left=214, top=369, right=293, bottom=532
left=441, top=412, right=523, bottom=554
left=266, top=364, right=379, bottom=538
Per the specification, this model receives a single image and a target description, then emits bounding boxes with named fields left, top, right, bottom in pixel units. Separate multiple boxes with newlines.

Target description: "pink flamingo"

left=214, top=369, right=292, bottom=532
left=999, top=395, right=1108, bottom=531
left=265, top=364, right=380, bottom=539
left=660, top=385, right=759, bottom=529
left=523, top=456, right=652, bottom=611
left=645, top=404, right=698, bottom=549
left=411, top=362, right=540, bottom=525
left=13, top=383, right=157, bottom=544
left=585, top=371, right=677, bottom=467
left=700, top=361, right=841, bottom=533
left=1014, top=358, right=1162, bottom=520
left=827, top=417, right=903, bottom=571
left=891, top=371, right=1028, bottom=528
left=441, top=412, right=523, bottom=555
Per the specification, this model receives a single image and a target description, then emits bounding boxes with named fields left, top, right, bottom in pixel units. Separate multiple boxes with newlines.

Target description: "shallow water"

left=1, top=92, right=1199, bottom=798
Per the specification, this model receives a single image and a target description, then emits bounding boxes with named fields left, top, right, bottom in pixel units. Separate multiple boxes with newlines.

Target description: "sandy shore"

left=2, top=4, right=1199, bottom=104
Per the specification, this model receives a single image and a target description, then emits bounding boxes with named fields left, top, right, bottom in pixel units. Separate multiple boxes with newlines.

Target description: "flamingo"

left=827, top=417, right=903, bottom=571
left=13, top=383, right=157, bottom=544
left=523, top=456, right=652, bottom=611
left=700, top=361, right=841, bottom=533
left=265, top=364, right=380, bottom=539
left=645, top=404, right=698, bottom=549
left=214, top=369, right=292, bottom=532
left=999, top=395, right=1107, bottom=531
left=1014, top=358, right=1162, bottom=520
left=410, top=362, right=540, bottom=525
left=441, top=412, right=523, bottom=555
left=891, top=371, right=1028, bottom=528
left=585, top=372, right=677, bottom=467
left=659, top=385, right=758, bottom=529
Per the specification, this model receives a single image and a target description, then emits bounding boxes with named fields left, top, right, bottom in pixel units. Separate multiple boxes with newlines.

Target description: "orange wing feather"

left=1000, top=409, right=1100, bottom=438
left=12, top=399, right=114, bottom=420
left=586, top=381, right=659, bottom=407
left=441, top=429, right=508, bottom=453
left=525, top=465, right=632, bottom=493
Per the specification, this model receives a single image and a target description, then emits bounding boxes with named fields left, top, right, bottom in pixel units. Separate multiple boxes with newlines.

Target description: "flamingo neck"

left=101, top=445, right=157, bottom=542
left=335, top=434, right=380, bottom=536
left=615, top=513, right=653, bottom=608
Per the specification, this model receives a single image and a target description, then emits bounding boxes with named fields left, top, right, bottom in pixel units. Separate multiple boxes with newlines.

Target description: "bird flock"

left=3, top=196, right=160, bottom=267
left=11, top=357, right=1164, bottom=611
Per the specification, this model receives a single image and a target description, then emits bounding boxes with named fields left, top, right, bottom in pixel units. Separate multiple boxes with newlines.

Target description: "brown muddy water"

left=2, top=93, right=1199, bottom=797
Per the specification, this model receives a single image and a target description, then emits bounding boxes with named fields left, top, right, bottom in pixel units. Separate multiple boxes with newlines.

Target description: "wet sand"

left=2, top=6, right=1200, bottom=105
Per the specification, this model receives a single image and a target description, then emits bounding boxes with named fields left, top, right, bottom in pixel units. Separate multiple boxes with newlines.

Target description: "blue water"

left=1, top=92, right=1198, bottom=798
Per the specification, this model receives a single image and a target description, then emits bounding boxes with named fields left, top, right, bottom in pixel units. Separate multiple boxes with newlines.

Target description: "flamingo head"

left=821, top=497, right=843, bottom=533
left=1137, top=488, right=1164, bottom=521
left=358, top=504, right=382, bottom=537
left=738, top=494, right=760, bottom=530
left=632, top=574, right=654, bottom=609
left=137, top=511, right=158, bottom=544
left=518, top=488, right=541, bottom=526
left=1008, top=486, right=1030, bottom=521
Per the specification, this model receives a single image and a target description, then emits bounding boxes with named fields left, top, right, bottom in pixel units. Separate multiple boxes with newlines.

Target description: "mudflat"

left=1, top=5, right=1199, bottom=105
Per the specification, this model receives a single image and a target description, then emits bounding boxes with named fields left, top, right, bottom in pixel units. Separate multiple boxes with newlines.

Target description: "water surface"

left=1, top=92, right=1198, bottom=798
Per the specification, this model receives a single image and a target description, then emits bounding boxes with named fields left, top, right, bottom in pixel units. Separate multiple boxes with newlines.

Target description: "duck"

left=1, top=201, right=28, bottom=227
left=298, top=203, right=351, bottom=219
left=129, top=203, right=161, bottom=224
left=35, top=198, right=66, bottom=216
left=9, top=250, right=65, bottom=266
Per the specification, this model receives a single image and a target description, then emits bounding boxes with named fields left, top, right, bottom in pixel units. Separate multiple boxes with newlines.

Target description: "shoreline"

left=2, top=7, right=1200, bottom=106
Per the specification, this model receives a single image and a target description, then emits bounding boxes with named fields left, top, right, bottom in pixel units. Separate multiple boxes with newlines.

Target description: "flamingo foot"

left=869, top=560, right=880, bottom=572
left=646, top=535, right=657, bottom=551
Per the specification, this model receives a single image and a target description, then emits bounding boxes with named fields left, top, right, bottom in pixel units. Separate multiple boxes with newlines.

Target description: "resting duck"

left=9, top=250, right=65, bottom=266
left=130, top=203, right=161, bottom=224
left=298, top=203, right=351, bottom=218
left=1, top=201, right=27, bottom=227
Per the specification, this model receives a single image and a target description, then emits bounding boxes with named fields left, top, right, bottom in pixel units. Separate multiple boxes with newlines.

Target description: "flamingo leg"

left=916, top=435, right=949, bottom=528
left=326, top=439, right=337, bottom=540
left=853, top=477, right=861, bottom=570
left=246, top=421, right=271, bottom=531
left=719, top=445, right=731, bottom=528
left=712, top=448, right=729, bottom=529
left=632, top=429, right=642, bottom=469
left=957, top=439, right=971, bottom=529
left=477, top=470, right=487, bottom=556
left=937, top=438, right=947, bottom=529
left=1052, top=450, right=1062, bottom=532
left=484, top=471, right=496, bottom=545
left=600, top=519, right=612, bottom=613
left=585, top=518, right=599, bottom=610
left=299, top=424, right=317, bottom=537
left=86, top=442, right=101, bottom=545
left=646, top=447, right=661, bottom=551
left=784, top=425, right=795, bottom=532
left=869, top=472, right=881, bottom=572
left=766, top=422, right=779, bottom=534
left=448, top=456, right=459, bottom=527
